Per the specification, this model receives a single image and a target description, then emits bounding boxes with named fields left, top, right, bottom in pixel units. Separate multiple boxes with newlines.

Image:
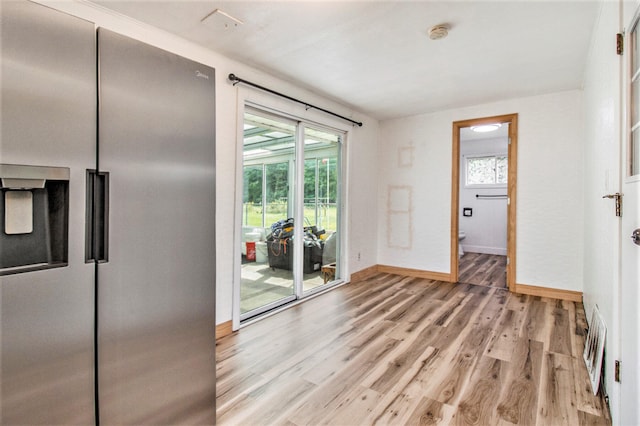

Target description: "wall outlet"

left=357, top=252, right=361, bottom=261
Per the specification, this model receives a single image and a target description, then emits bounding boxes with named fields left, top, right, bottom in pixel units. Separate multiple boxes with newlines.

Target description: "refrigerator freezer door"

left=0, top=1, right=97, bottom=423
left=97, top=29, right=216, bottom=424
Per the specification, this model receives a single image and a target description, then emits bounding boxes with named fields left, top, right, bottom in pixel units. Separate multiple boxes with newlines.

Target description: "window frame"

left=628, top=17, right=640, bottom=179
left=463, top=153, right=508, bottom=188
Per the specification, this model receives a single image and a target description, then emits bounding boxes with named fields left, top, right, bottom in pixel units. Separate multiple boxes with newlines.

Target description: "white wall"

left=378, top=90, right=584, bottom=292
left=459, top=137, right=508, bottom=255
left=36, top=1, right=380, bottom=326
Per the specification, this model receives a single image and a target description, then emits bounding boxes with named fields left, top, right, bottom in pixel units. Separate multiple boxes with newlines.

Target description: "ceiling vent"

left=201, top=8, right=244, bottom=29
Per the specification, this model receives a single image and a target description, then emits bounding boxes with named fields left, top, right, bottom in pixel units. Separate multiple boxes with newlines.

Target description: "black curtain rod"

left=228, top=73, right=363, bottom=127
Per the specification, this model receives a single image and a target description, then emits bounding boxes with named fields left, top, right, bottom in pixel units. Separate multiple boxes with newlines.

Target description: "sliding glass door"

left=240, top=112, right=296, bottom=318
left=240, top=108, right=343, bottom=321
left=302, top=127, right=341, bottom=293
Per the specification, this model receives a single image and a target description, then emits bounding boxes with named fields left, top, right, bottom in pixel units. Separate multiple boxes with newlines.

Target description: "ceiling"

left=91, top=0, right=600, bottom=121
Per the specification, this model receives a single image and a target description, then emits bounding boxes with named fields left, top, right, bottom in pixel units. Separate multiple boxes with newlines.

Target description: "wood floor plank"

left=549, top=307, right=573, bottom=356
left=506, top=292, right=530, bottom=312
left=215, top=370, right=264, bottom=409
left=496, top=338, right=544, bottom=425
left=216, top=273, right=611, bottom=426
left=385, top=300, right=443, bottom=341
left=493, top=294, right=545, bottom=425
left=302, top=319, right=397, bottom=386
left=571, top=355, right=603, bottom=416
left=484, top=309, right=518, bottom=361
left=423, top=292, right=499, bottom=406
left=387, top=285, right=475, bottom=341
left=458, top=253, right=507, bottom=288
left=412, top=286, right=465, bottom=325
left=385, top=283, right=444, bottom=323
left=351, top=290, right=415, bottom=329
left=318, top=386, right=383, bottom=425
left=453, top=356, right=506, bottom=425
left=366, top=326, right=440, bottom=394
left=537, top=352, right=580, bottom=426
left=434, top=292, right=474, bottom=328
left=425, top=321, right=494, bottom=406
left=218, top=377, right=316, bottom=426
left=405, top=397, right=456, bottom=426
left=578, top=409, right=610, bottom=426
left=526, top=299, right=550, bottom=349
left=485, top=301, right=529, bottom=362
left=567, top=300, right=588, bottom=364
left=365, top=347, right=441, bottom=425
left=431, top=286, right=495, bottom=352
left=287, top=337, right=400, bottom=425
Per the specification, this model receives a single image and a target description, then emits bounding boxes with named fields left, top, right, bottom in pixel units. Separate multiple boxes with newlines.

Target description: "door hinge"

left=508, top=137, right=512, bottom=145
left=506, top=257, right=510, bottom=265
left=615, top=360, right=621, bottom=382
left=617, top=33, right=624, bottom=55
left=602, top=192, right=622, bottom=217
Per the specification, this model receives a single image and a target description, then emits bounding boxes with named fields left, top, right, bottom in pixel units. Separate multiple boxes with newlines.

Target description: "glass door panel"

left=302, top=127, right=341, bottom=293
left=631, top=21, right=640, bottom=176
left=240, top=111, right=296, bottom=319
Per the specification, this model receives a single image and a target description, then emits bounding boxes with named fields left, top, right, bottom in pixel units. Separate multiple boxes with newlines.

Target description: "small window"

left=629, top=19, right=640, bottom=176
left=465, top=155, right=507, bottom=187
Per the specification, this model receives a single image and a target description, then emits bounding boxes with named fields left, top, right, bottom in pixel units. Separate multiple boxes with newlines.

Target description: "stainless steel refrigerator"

left=0, top=1, right=216, bottom=424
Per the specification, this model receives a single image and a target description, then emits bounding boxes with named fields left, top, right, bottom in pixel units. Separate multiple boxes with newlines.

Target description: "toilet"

left=458, top=231, right=466, bottom=257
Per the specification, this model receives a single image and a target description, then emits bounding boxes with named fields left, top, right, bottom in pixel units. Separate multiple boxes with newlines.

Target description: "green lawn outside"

left=243, top=202, right=337, bottom=232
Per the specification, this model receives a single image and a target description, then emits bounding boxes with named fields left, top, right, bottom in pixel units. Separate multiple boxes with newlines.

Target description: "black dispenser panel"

left=0, top=164, right=70, bottom=275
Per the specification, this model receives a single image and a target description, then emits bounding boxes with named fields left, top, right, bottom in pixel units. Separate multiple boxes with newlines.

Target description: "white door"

left=619, top=170, right=639, bottom=425
left=621, top=6, right=640, bottom=424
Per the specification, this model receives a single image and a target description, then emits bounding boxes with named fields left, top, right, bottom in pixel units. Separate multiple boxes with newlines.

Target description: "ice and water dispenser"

left=0, top=164, right=70, bottom=275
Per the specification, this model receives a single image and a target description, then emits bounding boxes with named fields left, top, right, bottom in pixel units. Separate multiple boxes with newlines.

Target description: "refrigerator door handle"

left=85, top=169, right=109, bottom=263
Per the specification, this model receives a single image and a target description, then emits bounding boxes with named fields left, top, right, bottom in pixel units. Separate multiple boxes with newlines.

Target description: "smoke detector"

left=428, top=24, right=449, bottom=40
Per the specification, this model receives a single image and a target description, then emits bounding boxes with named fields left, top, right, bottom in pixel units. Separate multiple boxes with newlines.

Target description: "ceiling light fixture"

left=470, top=123, right=502, bottom=133
left=428, top=24, right=449, bottom=40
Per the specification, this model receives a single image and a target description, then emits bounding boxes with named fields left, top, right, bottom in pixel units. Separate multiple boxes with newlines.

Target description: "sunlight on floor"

left=240, top=262, right=325, bottom=314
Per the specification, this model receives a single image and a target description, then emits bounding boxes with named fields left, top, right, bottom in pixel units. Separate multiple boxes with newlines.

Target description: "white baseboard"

left=462, top=245, right=507, bottom=256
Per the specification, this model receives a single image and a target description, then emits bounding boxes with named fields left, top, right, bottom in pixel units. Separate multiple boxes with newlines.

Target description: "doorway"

left=451, top=114, right=518, bottom=291
left=238, top=107, right=344, bottom=322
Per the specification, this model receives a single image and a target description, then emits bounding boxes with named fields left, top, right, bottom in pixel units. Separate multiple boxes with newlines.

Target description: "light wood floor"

left=216, top=273, right=610, bottom=425
left=459, top=252, right=507, bottom=288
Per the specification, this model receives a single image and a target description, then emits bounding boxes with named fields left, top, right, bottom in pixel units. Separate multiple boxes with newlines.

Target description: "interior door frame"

left=450, top=113, right=518, bottom=291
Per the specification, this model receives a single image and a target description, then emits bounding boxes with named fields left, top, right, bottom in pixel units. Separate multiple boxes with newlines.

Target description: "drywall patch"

left=387, top=185, right=413, bottom=249
left=398, top=146, right=415, bottom=168
left=389, top=185, right=412, bottom=212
